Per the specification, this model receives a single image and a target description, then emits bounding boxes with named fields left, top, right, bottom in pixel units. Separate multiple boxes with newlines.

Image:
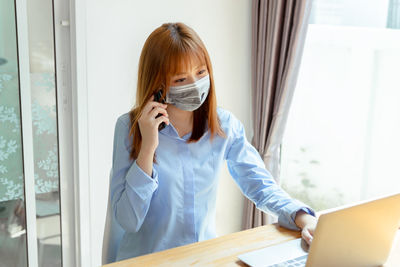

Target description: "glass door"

left=27, top=0, right=62, bottom=265
left=0, top=0, right=29, bottom=266
left=0, top=0, right=67, bottom=266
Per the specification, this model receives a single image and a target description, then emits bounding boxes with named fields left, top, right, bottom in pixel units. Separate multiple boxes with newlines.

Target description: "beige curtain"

left=242, top=0, right=313, bottom=230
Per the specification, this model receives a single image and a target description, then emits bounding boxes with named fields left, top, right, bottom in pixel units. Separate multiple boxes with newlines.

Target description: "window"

left=280, top=0, right=400, bottom=211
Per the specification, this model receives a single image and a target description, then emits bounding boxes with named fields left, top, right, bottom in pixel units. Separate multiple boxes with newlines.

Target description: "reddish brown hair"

left=128, top=22, right=225, bottom=161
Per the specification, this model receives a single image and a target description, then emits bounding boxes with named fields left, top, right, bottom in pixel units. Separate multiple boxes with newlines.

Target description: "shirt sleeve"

left=110, top=117, right=159, bottom=233
left=225, top=114, right=315, bottom=231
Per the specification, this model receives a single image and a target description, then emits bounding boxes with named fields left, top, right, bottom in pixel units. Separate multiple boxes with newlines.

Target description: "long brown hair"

left=128, top=22, right=225, bottom=161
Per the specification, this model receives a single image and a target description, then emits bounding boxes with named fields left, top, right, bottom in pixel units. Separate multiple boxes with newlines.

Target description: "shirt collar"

left=159, top=122, right=210, bottom=142
left=159, top=122, right=191, bottom=141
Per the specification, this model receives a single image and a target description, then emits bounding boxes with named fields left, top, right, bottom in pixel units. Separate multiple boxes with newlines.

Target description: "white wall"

left=86, top=1, right=252, bottom=265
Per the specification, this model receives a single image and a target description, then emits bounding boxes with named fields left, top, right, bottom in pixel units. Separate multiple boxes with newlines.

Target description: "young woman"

left=110, top=22, right=317, bottom=261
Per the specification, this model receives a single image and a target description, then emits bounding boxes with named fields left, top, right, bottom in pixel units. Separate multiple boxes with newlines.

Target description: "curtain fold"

left=243, top=0, right=313, bottom=230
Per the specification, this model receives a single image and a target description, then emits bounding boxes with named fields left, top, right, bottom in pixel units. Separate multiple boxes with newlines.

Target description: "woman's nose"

left=186, top=75, right=196, bottom=84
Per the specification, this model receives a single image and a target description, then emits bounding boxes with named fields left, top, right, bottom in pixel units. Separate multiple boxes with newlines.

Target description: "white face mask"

left=166, top=74, right=210, bottom=111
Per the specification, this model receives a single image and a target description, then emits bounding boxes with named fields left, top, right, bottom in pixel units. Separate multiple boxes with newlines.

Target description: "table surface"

left=103, top=224, right=400, bottom=267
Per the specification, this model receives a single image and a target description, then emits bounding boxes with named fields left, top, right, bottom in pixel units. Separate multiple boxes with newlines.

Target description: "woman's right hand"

left=137, top=95, right=169, bottom=154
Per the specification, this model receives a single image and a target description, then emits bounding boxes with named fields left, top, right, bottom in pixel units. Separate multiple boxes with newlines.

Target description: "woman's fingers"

left=302, top=228, right=314, bottom=246
left=155, top=115, right=169, bottom=126
left=143, top=98, right=168, bottom=115
left=149, top=106, right=168, bottom=119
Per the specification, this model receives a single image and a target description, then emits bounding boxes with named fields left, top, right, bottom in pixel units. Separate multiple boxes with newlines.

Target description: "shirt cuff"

left=125, top=160, right=159, bottom=200
left=278, top=200, right=316, bottom=231
left=292, top=207, right=316, bottom=227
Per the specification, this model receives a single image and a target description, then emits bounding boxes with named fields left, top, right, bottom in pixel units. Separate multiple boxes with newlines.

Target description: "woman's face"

left=169, top=58, right=209, bottom=87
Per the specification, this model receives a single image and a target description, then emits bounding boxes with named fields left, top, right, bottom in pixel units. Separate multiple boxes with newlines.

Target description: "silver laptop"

left=238, top=192, right=400, bottom=267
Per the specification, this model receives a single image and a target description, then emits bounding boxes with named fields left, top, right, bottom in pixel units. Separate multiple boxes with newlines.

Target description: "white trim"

left=15, top=0, right=38, bottom=266
left=53, top=0, right=79, bottom=266
left=69, top=0, right=92, bottom=266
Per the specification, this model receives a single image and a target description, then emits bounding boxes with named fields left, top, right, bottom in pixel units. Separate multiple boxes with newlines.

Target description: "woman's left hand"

left=301, top=222, right=316, bottom=246
left=294, top=210, right=317, bottom=246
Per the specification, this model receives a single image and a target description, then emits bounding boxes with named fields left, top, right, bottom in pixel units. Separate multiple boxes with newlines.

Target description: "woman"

left=110, top=22, right=316, bottom=261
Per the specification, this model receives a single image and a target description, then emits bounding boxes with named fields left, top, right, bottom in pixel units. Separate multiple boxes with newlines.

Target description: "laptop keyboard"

left=267, top=254, right=308, bottom=267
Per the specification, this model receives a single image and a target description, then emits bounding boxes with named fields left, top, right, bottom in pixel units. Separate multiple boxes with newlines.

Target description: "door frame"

left=58, top=0, right=92, bottom=266
left=14, top=0, right=92, bottom=265
left=15, top=0, right=38, bottom=265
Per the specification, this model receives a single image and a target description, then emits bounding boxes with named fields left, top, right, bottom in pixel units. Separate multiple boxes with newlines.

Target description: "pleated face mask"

left=166, top=74, right=210, bottom=111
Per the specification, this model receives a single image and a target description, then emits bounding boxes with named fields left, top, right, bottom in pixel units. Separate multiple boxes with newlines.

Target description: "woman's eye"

left=175, top=78, right=186, bottom=83
left=198, top=69, right=206, bottom=75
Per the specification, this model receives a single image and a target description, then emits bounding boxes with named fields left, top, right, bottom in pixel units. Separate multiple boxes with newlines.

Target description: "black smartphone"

left=154, top=90, right=166, bottom=131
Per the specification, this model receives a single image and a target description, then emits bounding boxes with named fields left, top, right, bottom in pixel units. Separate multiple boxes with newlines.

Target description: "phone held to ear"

left=154, top=90, right=166, bottom=131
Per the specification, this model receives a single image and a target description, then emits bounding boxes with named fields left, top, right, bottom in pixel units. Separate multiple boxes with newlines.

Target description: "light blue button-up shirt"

left=110, top=107, right=314, bottom=261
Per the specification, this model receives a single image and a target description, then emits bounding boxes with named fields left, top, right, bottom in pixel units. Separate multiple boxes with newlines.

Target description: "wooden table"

left=103, top=224, right=400, bottom=267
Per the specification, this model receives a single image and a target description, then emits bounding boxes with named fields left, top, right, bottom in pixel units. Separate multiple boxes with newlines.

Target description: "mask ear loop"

left=161, top=84, right=167, bottom=103
left=154, top=83, right=166, bottom=103
left=161, top=82, right=172, bottom=104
